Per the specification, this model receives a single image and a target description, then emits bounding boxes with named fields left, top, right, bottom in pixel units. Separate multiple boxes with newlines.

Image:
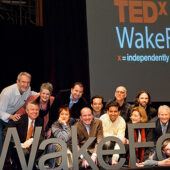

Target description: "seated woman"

left=47, top=104, right=76, bottom=169
left=124, top=106, right=148, bottom=163
left=137, top=139, right=170, bottom=167
left=16, top=82, right=54, bottom=138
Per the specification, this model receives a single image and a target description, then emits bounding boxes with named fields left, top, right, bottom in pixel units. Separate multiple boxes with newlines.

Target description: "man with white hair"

left=114, top=86, right=132, bottom=122
left=147, top=105, right=170, bottom=154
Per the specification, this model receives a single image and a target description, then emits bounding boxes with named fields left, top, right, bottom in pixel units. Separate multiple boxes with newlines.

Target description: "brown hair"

left=134, top=90, right=151, bottom=106
left=58, top=104, right=71, bottom=117
left=131, top=106, right=148, bottom=123
left=162, top=139, right=170, bottom=150
left=72, top=82, right=84, bottom=89
left=26, top=100, right=40, bottom=110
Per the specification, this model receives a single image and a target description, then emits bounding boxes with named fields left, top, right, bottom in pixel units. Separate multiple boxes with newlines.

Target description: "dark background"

left=0, top=0, right=90, bottom=101
left=0, top=0, right=169, bottom=108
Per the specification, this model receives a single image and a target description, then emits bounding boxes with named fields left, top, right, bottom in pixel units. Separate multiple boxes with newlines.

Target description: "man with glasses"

left=114, top=86, right=132, bottom=122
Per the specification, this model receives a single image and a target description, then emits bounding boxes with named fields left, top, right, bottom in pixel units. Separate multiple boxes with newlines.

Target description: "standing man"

left=49, top=82, right=87, bottom=126
left=0, top=72, right=35, bottom=155
left=114, top=86, right=132, bottom=122
left=91, top=95, right=104, bottom=118
left=100, top=100, right=126, bottom=165
left=76, top=107, right=103, bottom=168
left=134, top=90, right=157, bottom=120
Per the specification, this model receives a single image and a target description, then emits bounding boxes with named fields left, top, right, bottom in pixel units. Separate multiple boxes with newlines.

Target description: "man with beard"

left=134, top=90, right=157, bottom=120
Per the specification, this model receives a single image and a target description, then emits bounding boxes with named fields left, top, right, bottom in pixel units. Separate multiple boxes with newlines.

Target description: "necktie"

left=26, top=120, right=34, bottom=141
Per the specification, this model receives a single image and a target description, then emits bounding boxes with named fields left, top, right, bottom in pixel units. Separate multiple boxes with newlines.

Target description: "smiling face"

left=17, top=75, right=31, bottom=94
left=71, top=85, right=83, bottom=101
left=158, top=109, right=170, bottom=125
left=130, top=111, right=142, bottom=123
left=107, top=106, right=120, bottom=122
left=163, top=143, right=170, bottom=157
left=26, top=103, right=40, bottom=120
left=91, top=98, right=103, bottom=113
left=80, top=108, right=93, bottom=125
left=115, top=86, right=127, bottom=102
left=40, top=88, right=51, bottom=103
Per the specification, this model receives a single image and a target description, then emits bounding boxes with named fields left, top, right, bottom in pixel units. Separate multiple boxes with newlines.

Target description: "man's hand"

left=122, top=137, right=128, bottom=144
left=9, top=114, right=21, bottom=121
left=136, top=162, right=144, bottom=167
left=91, top=154, right=97, bottom=165
left=21, top=138, right=33, bottom=148
left=158, top=158, right=170, bottom=167
left=82, top=158, right=89, bottom=168
left=112, top=159, right=118, bottom=165
left=58, top=117, right=67, bottom=125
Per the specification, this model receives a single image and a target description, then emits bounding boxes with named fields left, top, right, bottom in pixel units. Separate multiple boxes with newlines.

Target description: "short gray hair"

left=158, top=105, right=170, bottom=115
left=17, top=72, right=31, bottom=81
left=40, top=82, right=53, bottom=95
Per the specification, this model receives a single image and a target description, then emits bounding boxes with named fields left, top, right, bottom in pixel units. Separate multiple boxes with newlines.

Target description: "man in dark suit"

left=49, top=82, right=87, bottom=127
left=5, top=100, right=44, bottom=169
left=76, top=107, right=103, bottom=168
left=147, top=105, right=170, bottom=154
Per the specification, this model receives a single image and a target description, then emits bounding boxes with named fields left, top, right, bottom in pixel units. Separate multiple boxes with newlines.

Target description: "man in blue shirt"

left=0, top=72, right=35, bottom=155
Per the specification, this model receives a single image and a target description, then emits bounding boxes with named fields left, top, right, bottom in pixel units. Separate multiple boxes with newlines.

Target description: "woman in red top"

left=16, top=82, right=55, bottom=138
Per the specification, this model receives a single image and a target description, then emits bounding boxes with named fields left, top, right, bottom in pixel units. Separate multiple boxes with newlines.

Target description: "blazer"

left=6, top=114, right=44, bottom=143
left=16, top=94, right=55, bottom=131
left=49, top=89, right=87, bottom=127
left=147, top=117, right=170, bottom=143
left=75, top=118, right=103, bottom=154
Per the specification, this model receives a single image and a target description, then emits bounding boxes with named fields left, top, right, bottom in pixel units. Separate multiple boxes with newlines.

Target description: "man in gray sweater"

left=136, top=139, right=170, bottom=167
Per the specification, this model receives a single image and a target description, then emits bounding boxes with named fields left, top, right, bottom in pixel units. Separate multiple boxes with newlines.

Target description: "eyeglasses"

left=116, top=91, right=125, bottom=94
left=93, top=103, right=102, bottom=106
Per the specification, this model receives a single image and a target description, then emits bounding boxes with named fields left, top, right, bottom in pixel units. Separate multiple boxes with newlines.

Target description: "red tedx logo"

left=114, top=0, right=168, bottom=23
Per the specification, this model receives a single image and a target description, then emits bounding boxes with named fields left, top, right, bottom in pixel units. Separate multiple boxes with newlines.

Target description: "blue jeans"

left=0, top=119, right=9, bottom=155
left=46, top=143, right=57, bottom=168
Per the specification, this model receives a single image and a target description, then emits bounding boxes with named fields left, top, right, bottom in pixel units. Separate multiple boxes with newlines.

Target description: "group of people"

left=0, top=72, right=170, bottom=169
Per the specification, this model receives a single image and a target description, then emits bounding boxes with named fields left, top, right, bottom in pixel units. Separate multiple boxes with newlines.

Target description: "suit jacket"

left=75, top=118, right=103, bottom=154
left=49, top=89, right=87, bottom=127
left=16, top=94, right=55, bottom=131
left=6, top=114, right=44, bottom=143
left=147, top=117, right=170, bottom=143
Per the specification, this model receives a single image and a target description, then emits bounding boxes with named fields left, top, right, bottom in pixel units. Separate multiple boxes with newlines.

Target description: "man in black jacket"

left=4, top=100, right=44, bottom=169
left=134, top=90, right=157, bottom=120
left=49, top=82, right=87, bottom=127
left=147, top=105, right=170, bottom=143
